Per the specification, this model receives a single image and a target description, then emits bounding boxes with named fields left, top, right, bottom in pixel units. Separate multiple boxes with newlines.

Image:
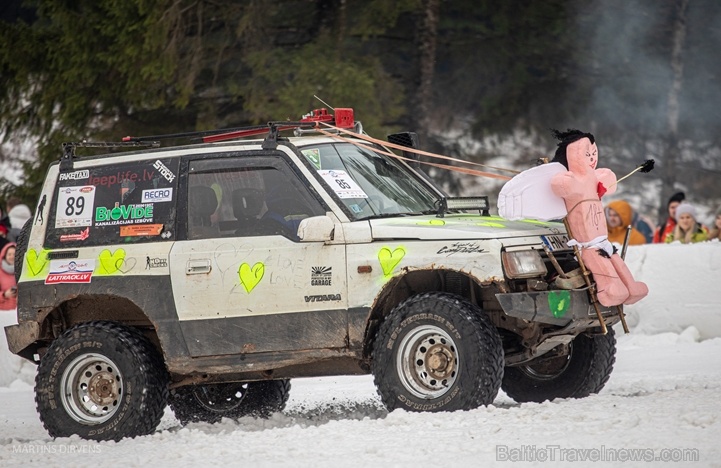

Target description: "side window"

left=46, top=159, right=178, bottom=248
left=186, top=165, right=324, bottom=240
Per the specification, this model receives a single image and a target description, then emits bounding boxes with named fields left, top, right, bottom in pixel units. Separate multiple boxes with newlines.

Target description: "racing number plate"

left=542, top=234, right=571, bottom=251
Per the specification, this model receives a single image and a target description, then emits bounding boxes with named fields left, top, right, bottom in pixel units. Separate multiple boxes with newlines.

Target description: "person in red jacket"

left=653, top=192, right=685, bottom=243
left=0, top=242, right=17, bottom=311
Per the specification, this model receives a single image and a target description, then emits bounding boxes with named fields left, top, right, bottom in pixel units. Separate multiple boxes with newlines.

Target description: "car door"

left=169, top=152, right=349, bottom=357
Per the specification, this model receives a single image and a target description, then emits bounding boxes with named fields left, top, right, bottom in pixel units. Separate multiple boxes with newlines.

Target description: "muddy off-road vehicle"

left=6, top=108, right=621, bottom=441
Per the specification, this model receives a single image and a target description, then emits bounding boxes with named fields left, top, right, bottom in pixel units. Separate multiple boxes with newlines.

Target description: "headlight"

left=502, top=250, right=547, bottom=279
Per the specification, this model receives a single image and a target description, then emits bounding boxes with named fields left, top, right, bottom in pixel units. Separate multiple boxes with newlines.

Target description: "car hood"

left=369, top=214, right=566, bottom=240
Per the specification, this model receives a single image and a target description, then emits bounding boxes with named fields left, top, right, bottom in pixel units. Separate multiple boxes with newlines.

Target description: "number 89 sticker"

left=55, top=186, right=96, bottom=228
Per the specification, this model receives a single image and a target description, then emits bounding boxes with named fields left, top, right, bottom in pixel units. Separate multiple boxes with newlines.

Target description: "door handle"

left=186, top=259, right=211, bottom=274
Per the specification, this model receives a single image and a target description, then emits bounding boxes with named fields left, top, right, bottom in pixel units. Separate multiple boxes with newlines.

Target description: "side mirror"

left=298, top=215, right=335, bottom=242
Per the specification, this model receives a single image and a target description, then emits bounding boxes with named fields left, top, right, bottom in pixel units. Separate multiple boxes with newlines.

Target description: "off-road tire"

left=502, top=329, right=616, bottom=403
left=35, top=321, right=169, bottom=441
left=13, top=218, right=32, bottom=283
left=171, top=379, right=291, bottom=425
left=372, top=292, right=503, bottom=412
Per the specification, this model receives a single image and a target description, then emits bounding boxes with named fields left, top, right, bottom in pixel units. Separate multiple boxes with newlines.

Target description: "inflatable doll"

left=498, top=129, right=648, bottom=307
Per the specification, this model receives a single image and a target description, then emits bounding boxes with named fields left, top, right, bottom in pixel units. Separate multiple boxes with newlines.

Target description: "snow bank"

left=0, top=312, right=35, bottom=388
left=1, top=241, right=719, bottom=387
left=621, top=241, right=721, bottom=340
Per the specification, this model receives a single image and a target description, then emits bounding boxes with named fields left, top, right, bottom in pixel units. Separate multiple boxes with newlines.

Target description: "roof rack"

left=60, top=141, right=160, bottom=171
left=58, top=108, right=355, bottom=171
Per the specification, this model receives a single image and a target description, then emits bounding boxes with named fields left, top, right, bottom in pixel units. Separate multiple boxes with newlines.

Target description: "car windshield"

left=298, top=142, right=440, bottom=221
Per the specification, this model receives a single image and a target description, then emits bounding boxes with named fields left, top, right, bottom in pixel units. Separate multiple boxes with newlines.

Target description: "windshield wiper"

left=357, top=213, right=411, bottom=221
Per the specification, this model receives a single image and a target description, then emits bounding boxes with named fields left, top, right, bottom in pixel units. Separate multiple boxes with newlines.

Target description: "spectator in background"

left=653, top=191, right=685, bottom=243
left=631, top=211, right=654, bottom=243
left=605, top=200, right=647, bottom=246
left=665, top=202, right=707, bottom=244
left=0, top=224, right=8, bottom=252
left=0, top=242, right=17, bottom=311
left=708, top=207, right=721, bottom=242
left=6, top=197, right=31, bottom=242
left=0, top=204, right=9, bottom=232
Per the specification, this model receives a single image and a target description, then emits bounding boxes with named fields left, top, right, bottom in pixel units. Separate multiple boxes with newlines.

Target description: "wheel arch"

left=362, top=268, right=495, bottom=358
left=26, top=294, right=163, bottom=361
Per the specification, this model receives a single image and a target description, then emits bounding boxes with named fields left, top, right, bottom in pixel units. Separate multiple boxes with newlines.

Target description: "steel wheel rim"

left=520, top=345, right=572, bottom=380
left=60, top=353, right=123, bottom=425
left=191, top=383, right=249, bottom=413
left=396, top=325, right=459, bottom=399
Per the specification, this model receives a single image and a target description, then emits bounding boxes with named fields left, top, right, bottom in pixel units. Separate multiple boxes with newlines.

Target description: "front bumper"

left=495, top=288, right=617, bottom=327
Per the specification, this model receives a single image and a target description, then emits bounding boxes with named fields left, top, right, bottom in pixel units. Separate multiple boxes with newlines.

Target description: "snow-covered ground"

left=1, top=242, right=720, bottom=467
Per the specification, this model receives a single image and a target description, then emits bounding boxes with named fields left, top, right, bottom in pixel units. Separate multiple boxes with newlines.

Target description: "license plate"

left=542, top=234, right=571, bottom=251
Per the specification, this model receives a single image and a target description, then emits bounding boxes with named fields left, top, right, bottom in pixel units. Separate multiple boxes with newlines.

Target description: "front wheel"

left=502, top=329, right=616, bottom=403
left=35, top=321, right=169, bottom=441
left=372, top=292, right=504, bottom=412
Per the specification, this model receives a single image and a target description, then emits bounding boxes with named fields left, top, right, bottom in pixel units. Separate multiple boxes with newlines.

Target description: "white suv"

left=5, top=109, right=620, bottom=441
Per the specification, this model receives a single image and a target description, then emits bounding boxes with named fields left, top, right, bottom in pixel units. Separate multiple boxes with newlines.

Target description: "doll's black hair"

left=550, top=129, right=595, bottom=169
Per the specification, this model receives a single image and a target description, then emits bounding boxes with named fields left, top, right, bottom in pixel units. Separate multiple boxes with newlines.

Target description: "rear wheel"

left=502, top=329, right=616, bottom=403
left=35, top=321, right=168, bottom=441
left=372, top=292, right=503, bottom=412
left=170, top=379, right=290, bottom=425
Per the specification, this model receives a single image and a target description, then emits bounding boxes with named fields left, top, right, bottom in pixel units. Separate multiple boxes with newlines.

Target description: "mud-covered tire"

left=170, top=379, right=290, bottom=425
left=35, top=321, right=169, bottom=441
left=502, top=329, right=616, bottom=403
left=372, top=292, right=504, bottom=412
left=13, top=218, right=32, bottom=283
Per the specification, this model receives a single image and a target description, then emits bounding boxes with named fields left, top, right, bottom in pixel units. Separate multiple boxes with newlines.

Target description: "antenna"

left=313, top=95, right=335, bottom=111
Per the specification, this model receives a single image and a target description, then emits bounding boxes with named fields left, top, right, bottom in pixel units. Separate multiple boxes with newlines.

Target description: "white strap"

left=567, top=235, right=614, bottom=257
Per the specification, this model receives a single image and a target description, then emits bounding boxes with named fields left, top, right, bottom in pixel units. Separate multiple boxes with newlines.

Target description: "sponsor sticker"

left=59, top=227, right=90, bottom=242
left=145, top=257, right=168, bottom=269
left=310, top=266, right=332, bottom=286
left=302, top=148, right=322, bottom=169
left=45, top=259, right=95, bottom=284
left=95, top=203, right=153, bottom=226
left=59, top=170, right=90, bottom=181
left=154, top=160, right=175, bottom=183
left=120, top=224, right=164, bottom=237
left=141, top=188, right=173, bottom=203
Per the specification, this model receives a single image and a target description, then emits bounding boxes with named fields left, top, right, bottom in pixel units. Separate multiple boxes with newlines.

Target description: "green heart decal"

left=99, top=249, right=126, bottom=274
left=26, top=249, right=50, bottom=277
left=548, top=290, right=571, bottom=318
left=417, top=219, right=445, bottom=226
left=238, top=262, right=265, bottom=293
left=378, top=247, right=406, bottom=277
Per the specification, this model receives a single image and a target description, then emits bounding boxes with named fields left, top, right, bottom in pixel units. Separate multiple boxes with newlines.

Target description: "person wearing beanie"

left=653, top=191, right=685, bottom=243
left=605, top=199, right=647, bottom=246
left=665, top=202, right=707, bottom=244
left=6, top=201, right=31, bottom=243
left=708, top=207, right=721, bottom=242
left=0, top=242, right=17, bottom=311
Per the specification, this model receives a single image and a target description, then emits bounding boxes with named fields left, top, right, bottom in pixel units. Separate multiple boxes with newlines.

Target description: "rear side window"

left=45, top=158, right=179, bottom=248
